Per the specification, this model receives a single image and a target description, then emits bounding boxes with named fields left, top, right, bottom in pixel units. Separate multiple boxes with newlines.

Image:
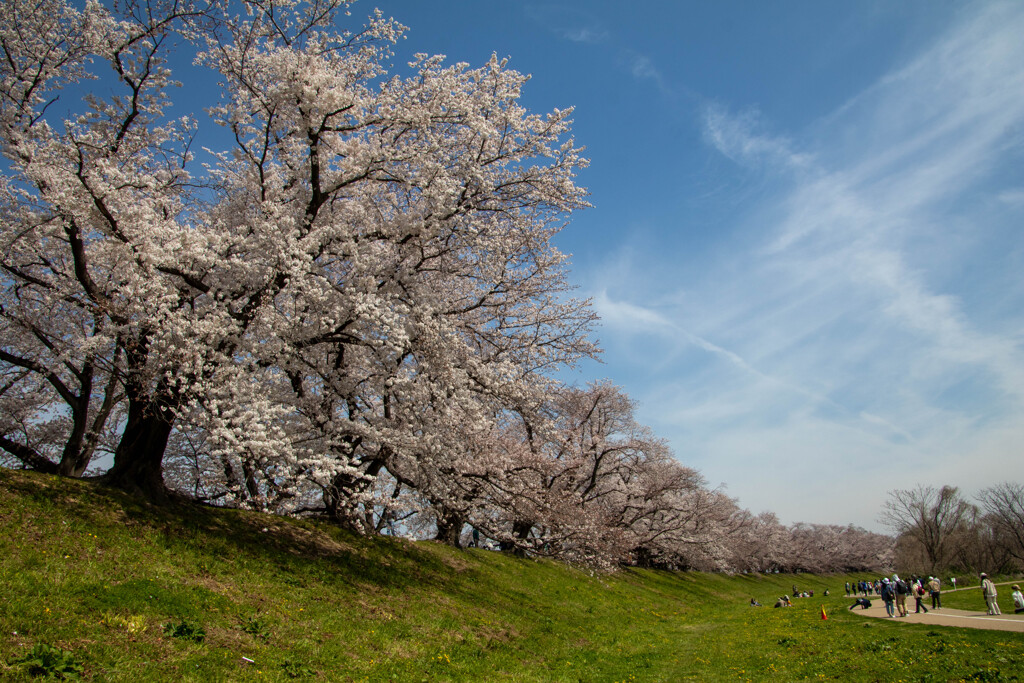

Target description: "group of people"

left=846, top=573, right=1024, bottom=616
left=755, top=574, right=1024, bottom=615
left=978, top=573, right=1024, bottom=615
left=847, top=575, right=942, bottom=617
left=959, top=572, right=1024, bottom=615
left=845, top=577, right=942, bottom=608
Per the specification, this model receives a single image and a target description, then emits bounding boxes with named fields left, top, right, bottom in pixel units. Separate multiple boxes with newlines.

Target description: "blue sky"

left=369, top=2, right=1024, bottom=530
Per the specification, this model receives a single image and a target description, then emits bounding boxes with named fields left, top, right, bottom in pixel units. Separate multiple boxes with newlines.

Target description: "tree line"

left=0, top=0, right=891, bottom=572
left=881, top=484, right=1024, bottom=576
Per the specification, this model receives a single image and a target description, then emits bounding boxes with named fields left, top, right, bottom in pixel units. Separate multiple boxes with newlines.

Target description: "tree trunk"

left=0, top=435, right=58, bottom=474
left=434, top=509, right=465, bottom=548
left=500, top=520, right=532, bottom=557
left=57, top=405, right=90, bottom=477
left=101, top=395, right=174, bottom=502
left=59, top=362, right=120, bottom=478
left=323, top=458, right=382, bottom=533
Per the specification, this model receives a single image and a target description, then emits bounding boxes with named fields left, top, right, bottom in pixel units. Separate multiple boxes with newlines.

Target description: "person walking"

left=980, top=573, right=1001, bottom=615
left=893, top=575, right=909, bottom=617
left=880, top=578, right=896, bottom=617
left=912, top=580, right=929, bottom=613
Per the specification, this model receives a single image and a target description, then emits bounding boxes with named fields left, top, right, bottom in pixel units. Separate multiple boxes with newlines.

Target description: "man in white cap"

left=980, top=573, right=1001, bottom=615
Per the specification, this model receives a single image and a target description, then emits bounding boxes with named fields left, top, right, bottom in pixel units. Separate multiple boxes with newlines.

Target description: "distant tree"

left=880, top=485, right=974, bottom=574
left=725, top=512, right=789, bottom=573
left=948, top=508, right=1016, bottom=575
left=781, top=523, right=893, bottom=574
left=976, top=482, right=1024, bottom=568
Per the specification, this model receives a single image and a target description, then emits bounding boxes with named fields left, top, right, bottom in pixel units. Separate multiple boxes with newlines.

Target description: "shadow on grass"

left=1, top=468, right=462, bottom=594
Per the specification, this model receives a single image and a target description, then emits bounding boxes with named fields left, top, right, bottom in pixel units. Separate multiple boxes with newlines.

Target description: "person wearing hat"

left=879, top=577, right=896, bottom=617
left=980, top=573, right=1001, bottom=615
left=1012, top=584, right=1024, bottom=614
left=892, top=574, right=909, bottom=617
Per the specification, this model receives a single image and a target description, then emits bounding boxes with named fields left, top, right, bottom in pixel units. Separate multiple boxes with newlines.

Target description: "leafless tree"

left=976, top=482, right=1024, bottom=567
left=879, top=485, right=975, bottom=574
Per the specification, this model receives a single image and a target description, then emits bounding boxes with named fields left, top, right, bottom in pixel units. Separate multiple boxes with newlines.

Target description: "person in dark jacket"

left=849, top=597, right=872, bottom=610
left=879, top=578, right=896, bottom=617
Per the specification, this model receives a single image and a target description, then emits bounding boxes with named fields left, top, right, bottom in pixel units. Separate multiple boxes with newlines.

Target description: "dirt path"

left=845, top=586, right=1024, bottom=632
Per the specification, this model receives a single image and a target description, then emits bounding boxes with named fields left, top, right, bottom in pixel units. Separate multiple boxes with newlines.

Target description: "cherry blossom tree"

left=781, top=523, right=893, bottom=574
left=723, top=512, right=790, bottom=573
left=433, top=382, right=742, bottom=568
left=1, top=0, right=595, bottom=504
left=0, top=0, right=197, bottom=486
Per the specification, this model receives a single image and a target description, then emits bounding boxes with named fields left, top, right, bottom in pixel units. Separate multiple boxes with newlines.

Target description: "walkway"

left=846, top=588, right=1024, bottom=632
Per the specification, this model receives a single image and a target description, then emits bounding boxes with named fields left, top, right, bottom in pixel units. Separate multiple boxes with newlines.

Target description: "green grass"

left=2, top=468, right=1023, bottom=682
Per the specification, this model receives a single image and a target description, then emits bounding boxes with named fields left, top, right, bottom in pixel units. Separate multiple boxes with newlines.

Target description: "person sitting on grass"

left=774, top=596, right=792, bottom=608
left=849, top=597, right=872, bottom=610
left=749, top=597, right=762, bottom=607
left=1012, top=585, right=1024, bottom=614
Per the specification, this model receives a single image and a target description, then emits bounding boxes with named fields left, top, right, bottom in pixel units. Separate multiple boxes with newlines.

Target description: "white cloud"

left=593, top=290, right=674, bottom=334
left=702, top=104, right=812, bottom=171
left=564, top=26, right=607, bottom=43
left=615, top=49, right=674, bottom=97
left=626, top=53, right=657, bottom=80
left=525, top=5, right=607, bottom=44
left=998, top=189, right=1024, bottom=206
left=592, top=1, right=1024, bottom=527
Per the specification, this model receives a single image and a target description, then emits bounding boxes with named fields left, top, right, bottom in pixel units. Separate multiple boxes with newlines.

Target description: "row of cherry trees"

left=158, top=376, right=892, bottom=572
left=1, top=0, right=892, bottom=572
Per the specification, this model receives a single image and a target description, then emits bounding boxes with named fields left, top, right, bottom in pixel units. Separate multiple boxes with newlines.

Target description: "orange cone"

left=820, top=605, right=828, bottom=620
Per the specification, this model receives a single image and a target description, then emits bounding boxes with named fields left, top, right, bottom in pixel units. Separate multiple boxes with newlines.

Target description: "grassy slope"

left=2, top=469, right=1022, bottom=683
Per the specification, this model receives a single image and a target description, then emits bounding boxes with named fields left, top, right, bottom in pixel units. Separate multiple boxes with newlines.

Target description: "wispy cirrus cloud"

left=524, top=5, right=677, bottom=93
left=616, top=50, right=674, bottom=96
left=702, top=104, right=813, bottom=171
left=562, top=26, right=607, bottom=43
left=589, top=1, right=1024, bottom=528
left=524, top=5, right=607, bottom=44
left=998, top=189, right=1024, bottom=206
